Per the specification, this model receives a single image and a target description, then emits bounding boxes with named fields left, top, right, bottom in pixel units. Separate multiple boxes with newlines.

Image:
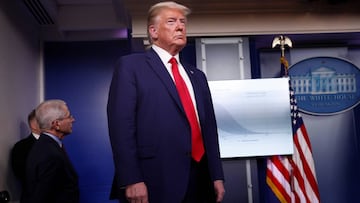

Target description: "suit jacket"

left=22, top=134, right=79, bottom=203
left=107, top=48, right=224, bottom=202
left=11, top=134, right=37, bottom=183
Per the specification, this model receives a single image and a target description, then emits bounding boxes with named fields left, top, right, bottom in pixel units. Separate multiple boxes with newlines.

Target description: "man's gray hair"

left=147, top=1, right=191, bottom=44
left=35, top=99, right=68, bottom=130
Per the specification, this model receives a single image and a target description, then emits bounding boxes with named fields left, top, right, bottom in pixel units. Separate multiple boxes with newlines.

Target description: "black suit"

left=22, top=134, right=79, bottom=203
left=11, top=134, right=37, bottom=183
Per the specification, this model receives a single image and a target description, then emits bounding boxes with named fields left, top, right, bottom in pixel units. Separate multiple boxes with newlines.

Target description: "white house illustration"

left=290, top=66, right=356, bottom=94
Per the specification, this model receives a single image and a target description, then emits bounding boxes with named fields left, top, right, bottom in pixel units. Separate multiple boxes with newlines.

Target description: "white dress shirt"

left=152, top=45, right=200, bottom=120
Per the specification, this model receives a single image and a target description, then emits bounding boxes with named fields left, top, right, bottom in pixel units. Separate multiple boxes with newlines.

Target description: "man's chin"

left=173, top=36, right=186, bottom=43
left=174, top=40, right=186, bottom=47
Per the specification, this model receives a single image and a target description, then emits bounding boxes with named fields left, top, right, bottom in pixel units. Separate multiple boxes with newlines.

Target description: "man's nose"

left=175, top=21, right=184, bottom=30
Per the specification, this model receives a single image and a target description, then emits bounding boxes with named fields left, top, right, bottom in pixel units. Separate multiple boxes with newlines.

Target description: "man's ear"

left=148, top=25, right=158, bottom=39
left=51, top=120, right=60, bottom=130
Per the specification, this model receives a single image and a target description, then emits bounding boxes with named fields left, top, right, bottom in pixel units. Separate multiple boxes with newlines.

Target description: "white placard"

left=209, top=78, right=293, bottom=158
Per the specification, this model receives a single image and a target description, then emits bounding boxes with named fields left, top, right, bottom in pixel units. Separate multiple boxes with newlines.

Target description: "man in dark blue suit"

left=22, top=100, right=79, bottom=203
left=11, top=109, right=40, bottom=201
left=107, top=1, right=225, bottom=203
left=11, top=109, right=40, bottom=182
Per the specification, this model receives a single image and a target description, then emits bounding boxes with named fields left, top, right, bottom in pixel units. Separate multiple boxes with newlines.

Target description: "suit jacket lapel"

left=146, top=49, right=184, bottom=112
left=41, top=134, right=78, bottom=179
left=183, top=64, right=206, bottom=125
left=145, top=48, right=207, bottom=125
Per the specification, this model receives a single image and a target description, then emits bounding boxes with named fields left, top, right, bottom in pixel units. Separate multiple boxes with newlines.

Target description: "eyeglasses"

left=57, top=114, right=74, bottom=121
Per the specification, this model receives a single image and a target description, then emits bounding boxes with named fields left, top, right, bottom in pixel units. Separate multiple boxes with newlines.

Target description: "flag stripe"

left=293, top=125, right=320, bottom=202
left=267, top=156, right=292, bottom=203
left=292, top=173, right=306, bottom=203
left=267, top=175, right=290, bottom=203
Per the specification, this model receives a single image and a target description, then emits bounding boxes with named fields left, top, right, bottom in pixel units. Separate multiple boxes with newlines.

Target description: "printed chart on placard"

left=208, top=78, right=293, bottom=158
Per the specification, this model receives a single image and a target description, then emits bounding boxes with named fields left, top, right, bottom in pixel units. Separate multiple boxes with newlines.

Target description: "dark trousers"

left=182, top=157, right=216, bottom=203
left=114, top=157, right=216, bottom=203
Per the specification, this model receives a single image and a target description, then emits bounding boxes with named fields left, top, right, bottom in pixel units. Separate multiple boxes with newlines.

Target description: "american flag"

left=266, top=56, right=321, bottom=203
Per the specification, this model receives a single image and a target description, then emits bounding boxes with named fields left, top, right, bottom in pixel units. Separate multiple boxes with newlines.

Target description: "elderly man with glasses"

left=22, top=99, right=79, bottom=203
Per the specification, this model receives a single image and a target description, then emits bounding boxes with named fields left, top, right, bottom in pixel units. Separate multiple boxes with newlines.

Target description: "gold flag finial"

left=272, top=35, right=292, bottom=57
left=272, top=35, right=292, bottom=76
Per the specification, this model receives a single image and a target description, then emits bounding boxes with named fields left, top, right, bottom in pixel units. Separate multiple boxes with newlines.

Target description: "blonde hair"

left=147, top=1, right=191, bottom=43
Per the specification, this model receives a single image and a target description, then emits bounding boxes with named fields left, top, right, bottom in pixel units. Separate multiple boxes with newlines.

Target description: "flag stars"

left=293, top=119, right=297, bottom=125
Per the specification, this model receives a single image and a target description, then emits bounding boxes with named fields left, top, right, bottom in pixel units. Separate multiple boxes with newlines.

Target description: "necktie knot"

left=169, top=57, right=177, bottom=64
left=169, top=57, right=178, bottom=70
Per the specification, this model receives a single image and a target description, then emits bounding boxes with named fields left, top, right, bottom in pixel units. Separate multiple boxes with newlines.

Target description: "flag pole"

left=272, top=35, right=292, bottom=76
left=246, top=159, right=253, bottom=203
left=274, top=36, right=294, bottom=189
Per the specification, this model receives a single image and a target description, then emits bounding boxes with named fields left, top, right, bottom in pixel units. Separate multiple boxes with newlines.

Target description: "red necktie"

left=169, top=57, right=205, bottom=162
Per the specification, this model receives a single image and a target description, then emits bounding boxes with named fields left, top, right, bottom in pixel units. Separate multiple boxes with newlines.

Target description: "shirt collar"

left=43, top=132, right=62, bottom=147
left=152, top=44, right=180, bottom=65
left=32, top=132, right=40, bottom=140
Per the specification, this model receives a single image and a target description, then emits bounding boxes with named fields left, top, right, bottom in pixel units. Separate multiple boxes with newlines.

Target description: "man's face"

left=56, top=108, right=75, bottom=136
left=149, top=8, right=187, bottom=55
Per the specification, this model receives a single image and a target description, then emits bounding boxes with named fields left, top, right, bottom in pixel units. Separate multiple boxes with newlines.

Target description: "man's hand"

left=214, top=180, right=225, bottom=202
left=125, top=182, right=148, bottom=203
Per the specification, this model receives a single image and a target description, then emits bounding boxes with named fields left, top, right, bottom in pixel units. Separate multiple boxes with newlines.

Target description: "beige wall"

left=130, top=12, right=360, bottom=38
left=0, top=1, right=42, bottom=202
